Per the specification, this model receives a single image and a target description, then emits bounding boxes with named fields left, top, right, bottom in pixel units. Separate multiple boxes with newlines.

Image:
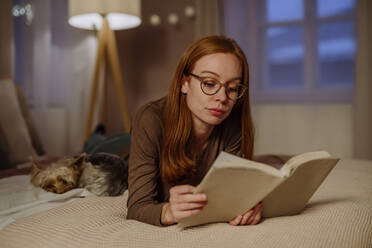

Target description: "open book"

left=178, top=150, right=339, bottom=228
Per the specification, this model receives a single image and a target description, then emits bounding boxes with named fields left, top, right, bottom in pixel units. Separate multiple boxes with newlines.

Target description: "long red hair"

left=161, top=35, right=254, bottom=184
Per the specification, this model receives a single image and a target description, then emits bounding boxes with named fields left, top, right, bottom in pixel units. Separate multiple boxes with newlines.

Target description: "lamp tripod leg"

left=104, top=18, right=131, bottom=133
left=84, top=24, right=107, bottom=141
left=101, top=59, right=109, bottom=128
left=84, top=17, right=131, bottom=143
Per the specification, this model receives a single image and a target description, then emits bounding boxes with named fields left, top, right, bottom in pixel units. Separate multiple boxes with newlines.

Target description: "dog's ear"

left=30, top=156, right=41, bottom=173
left=70, top=153, right=86, bottom=170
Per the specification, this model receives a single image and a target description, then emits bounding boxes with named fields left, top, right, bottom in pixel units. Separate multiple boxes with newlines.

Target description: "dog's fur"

left=30, top=153, right=128, bottom=196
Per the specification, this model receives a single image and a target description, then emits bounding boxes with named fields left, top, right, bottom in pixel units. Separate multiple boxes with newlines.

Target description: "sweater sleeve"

left=126, top=103, right=166, bottom=226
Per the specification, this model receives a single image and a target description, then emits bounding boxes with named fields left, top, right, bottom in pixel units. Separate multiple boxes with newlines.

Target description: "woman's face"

left=181, top=53, right=242, bottom=132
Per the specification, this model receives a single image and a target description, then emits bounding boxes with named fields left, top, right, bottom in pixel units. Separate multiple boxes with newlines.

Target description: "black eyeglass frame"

left=187, top=72, right=248, bottom=100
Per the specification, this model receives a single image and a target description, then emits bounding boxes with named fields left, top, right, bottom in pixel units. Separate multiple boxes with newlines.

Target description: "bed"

left=0, top=158, right=371, bottom=248
left=0, top=80, right=371, bottom=247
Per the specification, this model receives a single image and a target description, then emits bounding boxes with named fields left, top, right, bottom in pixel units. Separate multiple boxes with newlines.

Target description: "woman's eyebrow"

left=200, top=70, right=242, bottom=81
left=200, top=70, right=219, bottom=77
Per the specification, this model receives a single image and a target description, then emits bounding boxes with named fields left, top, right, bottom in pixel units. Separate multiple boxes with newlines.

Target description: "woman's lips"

left=208, top=108, right=225, bottom=117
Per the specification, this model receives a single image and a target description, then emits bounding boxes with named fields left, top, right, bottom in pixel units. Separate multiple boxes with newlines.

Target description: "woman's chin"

left=205, top=116, right=227, bottom=126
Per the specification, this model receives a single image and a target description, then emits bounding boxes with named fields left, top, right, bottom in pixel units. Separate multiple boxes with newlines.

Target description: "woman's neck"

left=192, top=123, right=214, bottom=150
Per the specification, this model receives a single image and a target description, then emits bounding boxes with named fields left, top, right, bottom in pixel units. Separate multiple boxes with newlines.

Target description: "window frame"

left=249, top=0, right=356, bottom=104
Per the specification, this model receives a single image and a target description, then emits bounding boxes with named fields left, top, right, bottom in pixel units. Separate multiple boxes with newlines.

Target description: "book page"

left=280, top=150, right=331, bottom=177
left=213, top=152, right=283, bottom=177
left=178, top=152, right=284, bottom=228
left=263, top=156, right=339, bottom=218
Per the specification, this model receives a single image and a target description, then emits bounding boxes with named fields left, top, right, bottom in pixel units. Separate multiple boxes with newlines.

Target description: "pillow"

left=0, top=79, right=37, bottom=168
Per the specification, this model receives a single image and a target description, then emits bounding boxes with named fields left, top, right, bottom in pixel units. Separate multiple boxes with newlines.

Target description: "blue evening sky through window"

left=267, top=0, right=355, bottom=63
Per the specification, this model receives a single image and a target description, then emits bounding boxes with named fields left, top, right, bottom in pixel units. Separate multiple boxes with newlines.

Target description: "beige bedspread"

left=0, top=159, right=371, bottom=248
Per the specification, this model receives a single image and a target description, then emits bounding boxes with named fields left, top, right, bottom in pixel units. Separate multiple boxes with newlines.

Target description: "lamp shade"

left=68, top=0, right=141, bottom=30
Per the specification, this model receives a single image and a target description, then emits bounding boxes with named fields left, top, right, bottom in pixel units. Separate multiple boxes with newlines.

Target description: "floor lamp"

left=68, top=0, right=141, bottom=141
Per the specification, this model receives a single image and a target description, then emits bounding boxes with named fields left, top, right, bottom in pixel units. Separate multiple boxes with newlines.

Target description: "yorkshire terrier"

left=30, top=153, right=128, bottom=196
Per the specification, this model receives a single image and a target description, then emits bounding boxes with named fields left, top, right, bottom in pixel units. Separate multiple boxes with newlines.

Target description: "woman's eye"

left=202, top=80, right=217, bottom=88
left=228, top=82, right=241, bottom=93
left=228, top=87, right=239, bottom=93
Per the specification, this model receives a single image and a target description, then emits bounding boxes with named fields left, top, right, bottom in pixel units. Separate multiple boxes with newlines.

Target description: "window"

left=224, top=0, right=356, bottom=103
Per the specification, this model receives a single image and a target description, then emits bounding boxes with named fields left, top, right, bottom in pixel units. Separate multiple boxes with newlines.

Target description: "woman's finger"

left=251, top=210, right=262, bottom=225
left=174, top=201, right=208, bottom=211
left=246, top=212, right=256, bottom=225
left=170, top=185, right=196, bottom=194
left=247, top=203, right=263, bottom=225
left=240, top=203, right=262, bottom=225
left=240, top=209, right=254, bottom=225
left=239, top=214, right=249, bottom=225
left=229, top=215, right=243, bottom=226
left=176, top=207, right=204, bottom=220
left=171, top=193, right=207, bottom=205
left=180, top=193, right=207, bottom=203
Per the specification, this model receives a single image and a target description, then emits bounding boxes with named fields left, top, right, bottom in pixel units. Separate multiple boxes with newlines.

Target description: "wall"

left=353, top=0, right=372, bottom=159
left=252, top=104, right=353, bottom=157
left=106, top=0, right=196, bottom=135
left=0, top=0, right=13, bottom=79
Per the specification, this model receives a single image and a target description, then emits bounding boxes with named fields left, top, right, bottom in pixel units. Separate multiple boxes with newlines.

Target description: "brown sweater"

left=126, top=97, right=242, bottom=226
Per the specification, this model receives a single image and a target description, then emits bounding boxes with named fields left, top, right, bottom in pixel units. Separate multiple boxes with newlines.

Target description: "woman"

left=127, top=35, right=262, bottom=226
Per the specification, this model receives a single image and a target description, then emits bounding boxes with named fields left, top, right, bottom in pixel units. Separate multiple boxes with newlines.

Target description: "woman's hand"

left=229, top=202, right=263, bottom=226
left=161, top=185, right=208, bottom=225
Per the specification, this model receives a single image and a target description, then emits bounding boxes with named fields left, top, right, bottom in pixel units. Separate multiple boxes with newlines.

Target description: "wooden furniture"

left=85, top=16, right=131, bottom=140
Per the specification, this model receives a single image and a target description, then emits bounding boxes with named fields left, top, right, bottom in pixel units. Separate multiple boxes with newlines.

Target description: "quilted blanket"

left=0, top=159, right=371, bottom=248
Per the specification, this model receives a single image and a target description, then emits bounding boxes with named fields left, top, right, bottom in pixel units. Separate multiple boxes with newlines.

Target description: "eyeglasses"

left=188, top=73, right=247, bottom=100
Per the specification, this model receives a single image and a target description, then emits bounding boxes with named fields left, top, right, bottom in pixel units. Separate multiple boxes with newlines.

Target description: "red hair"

left=161, top=35, right=254, bottom=184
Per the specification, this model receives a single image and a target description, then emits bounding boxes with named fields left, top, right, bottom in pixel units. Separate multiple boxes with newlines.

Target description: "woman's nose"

left=214, top=85, right=228, bottom=102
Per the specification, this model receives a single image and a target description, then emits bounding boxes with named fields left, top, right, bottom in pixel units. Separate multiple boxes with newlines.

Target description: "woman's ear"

left=181, top=76, right=189, bottom=94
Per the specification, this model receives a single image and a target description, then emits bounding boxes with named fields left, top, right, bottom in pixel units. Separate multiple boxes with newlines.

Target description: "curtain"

left=14, top=0, right=95, bottom=155
left=194, top=0, right=222, bottom=39
left=353, top=0, right=372, bottom=159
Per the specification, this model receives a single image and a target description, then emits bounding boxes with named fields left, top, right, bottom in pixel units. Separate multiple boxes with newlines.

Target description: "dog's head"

left=30, top=153, right=87, bottom=194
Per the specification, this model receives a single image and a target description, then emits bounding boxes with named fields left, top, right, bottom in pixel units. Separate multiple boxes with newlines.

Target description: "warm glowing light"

left=68, top=13, right=141, bottom=30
